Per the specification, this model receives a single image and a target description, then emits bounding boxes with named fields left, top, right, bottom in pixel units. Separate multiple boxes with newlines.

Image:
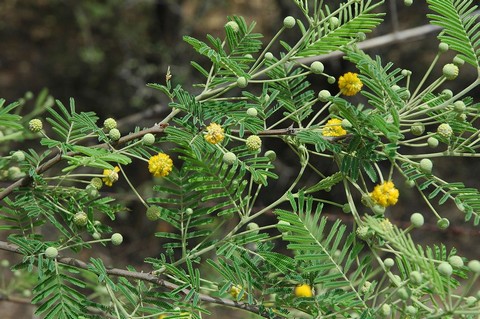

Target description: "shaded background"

left=1, top=0, right=479, bottom=318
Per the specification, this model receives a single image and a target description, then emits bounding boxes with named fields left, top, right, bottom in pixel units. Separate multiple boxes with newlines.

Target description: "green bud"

left=246, top=107, right=258, bottom=117
left=236, top=76, right=248, bottom=88
left=111, top=233, right=123, bottom=246
left=264, top=150, right=277, bottom=162
left=185, top=208, right=194, bottom=216
left=73, top=212, right=88, bottom=226
left=146, top=206, right=162, bottom=221
left=468, top=260, right=480, bottom=273
left=453, top=101, right=466, bottom=113
left=410, top=213, right=424, bottom=228
left=223, top=152, right=237, bottom=165
left=419, top=158, right=433, bottom=174
left=45, top=246, right=58, bottom=259
left=410, top=122, right=425, bottom=136
left=327, top=76, right=336, bottom=84
left=453, top=55, right=465, bottom=66
left=410, top=271, right=423, bottom=285
left=441, top=89, right=453, bottom=99
left=341, top=119, right=352, bottom=129
left=264, top=52, right=274, bottom=60
left=404, top=0, right=413, bottom=6
left=310, top=61, right=325, bottom=74
left=448, top=256, right=464, bottom=268
left=329, top=17, right=339, bottom=28
left=318, top=89, right=331, bottom=102
left=11, top=151, right=25, bottom=162
left=406, top=306, right=417, bottom=315
left=437, top=218, right=450, bottom=229
left=404, top=179, right=415, bottom=188
left=28, top=119, right=43, bottom=132
left=109, top=128, right=121, bottom=141
left=103, top=118, right=117, bottom=131
left=142, top=133, right=155, bottom=145
left=225, top=21, right=239, bottom=32
left=442, top=63, right=459, bottom=80
left=438, top=262, right=453, bottom=276
left=438, top=42, right=449, bottom=53
left=342, top=203, right=351, bottom=214
left=283, top=16, right=296, bottom=29
left=247, top=222, right=260, bottom=234
left=384, top=258, right=395, bottom=268
left=427, top=137, right=439, bottom=148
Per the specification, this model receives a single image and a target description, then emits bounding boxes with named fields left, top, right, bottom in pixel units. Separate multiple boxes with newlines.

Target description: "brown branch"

left=0, top=240, right=280, bottom=318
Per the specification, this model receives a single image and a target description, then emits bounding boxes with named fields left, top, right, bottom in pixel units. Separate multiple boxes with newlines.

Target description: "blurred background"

left=1, top=0, right=479, bottom=318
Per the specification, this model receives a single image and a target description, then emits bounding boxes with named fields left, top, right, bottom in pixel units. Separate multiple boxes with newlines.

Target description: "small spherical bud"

left=381, top=304, right=391, bottom=316
left=404, top=0, right=413, bottom=6
left=45, top=246, right=58, bottom=259
left=438, top=42, right=449, bottom=53
left=361, top=281, right=372, bottom=294
left=410, top=271, right=423, bottom=285
left=222, top=152, right=237, bottom=165
left=11, top=151, right=25, bottom=162
left=86, top=184, right=99, bottom=199
left=356, top=226, right=371, bottom=240
left=247, top=222, right=259, bottom=234
left=185, top=208, right=193, bottom=216
left=28, top=119, right=43, bottom=132
left=264, top=52, right=274, bottom=60
left=442, top=63, right=459, bottom=80
left=341, top=119, right=352, bottom=129
left=22, top=289, right=31, bottom=298
left=453, top=55, right=465, bottom=66
left=410, top=213, right=424, bottom=228
left=277, top=220, right=290, bottom=226
left=111, top=233, right=123, bottom=246
left=466, top=296, right=477, bottom=307
left=1, top=259, right=10, bottom=268
left=453, top=101, right=466, bottom=113
left=384, top=258, right=395, bottom=268
left=468, top=260, right=480, bottom=273
left=142, top=133, right=155, bottom=145
left=329, top=17, right=339, bottom=28
left=246, top=107, right=258, bottom=117
left=73, top=212, right=88, bottom=226
left=92, top=232, right=101, bottom=240
left=404, top=179, right=415, bottom=188
left=391, top=85, right=400, bottom=91
left=427, top=137, right=439, bottom=148
left=109, top=128, right=121, bottom=141
left=399, top=89, right=411, bottom=101
left=437, top=123, right=453, bottom=138
left=438, top=262, right=453, bottom=276
left=264, top=150, right=277, bottom=161
left=225, top=21, right=239, bottom=32
left=448, top=256, right=464, bottom=268
left=246, top=135, right=262, bottom=151
left=8, top=166, right=24, bottom=179
left=310, top=61, right=325, bottom=74
left=244, top=54, right=253, bottom=59
left=441, top=89, right=453, bottom=99
left=327, top=76, right=336, bottom=84
left=318, top=89, right=331, bottom=102
left=410, top=123, right=425, bottom=136
left=401, top=69, right=412, bottom=77
left=342, top=203, right=351, bottom=214
left=397, top=287, right=410, bottom=300
left=146, top=206, right=162, bottom=221
left=437, top=218, right=450, bottom=229
left=356, top=32, right=366, bottom=41
left=283, top=16, right=296, bottom=29
left=236, top=76, right=248, bottom=88
left=406, top=306, right=417, bottom=315
left=419, top=158, right=433, bottom=174
left=91, top=177, right=103, bottom=190
left=372, top=205, right=385, bottom=216
left=103, top=118, right=117, bottom=131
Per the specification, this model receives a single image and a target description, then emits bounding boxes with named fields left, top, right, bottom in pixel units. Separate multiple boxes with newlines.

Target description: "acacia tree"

left=1, top=0, right=480, bottom=318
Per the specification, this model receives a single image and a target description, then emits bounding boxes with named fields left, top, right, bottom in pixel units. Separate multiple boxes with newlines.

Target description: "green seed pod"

left=236, top=76, right=248, bottom=88
left=419, top=158, right=433, bottom=174
left=448, top=255, right=464, bottom=268
left=73, top=212, right=88, bottom=226
left=310, top=61, right=324, bottom=74
left=142, top=133, right=155, bottom=145
left=109, top=128, right=121, bottom=141
left=246, top=107, right=258, bottom=117
left=427, top=137, right=439, bottom=148
left=146, top=206, right=162, bottom=221
left=438, top=42, right=449, bottom=53
left=283, top=16, right=296, bottom=29
left=384, top=258, right=395, bottom=268
left=318, top=89, right=331, bottom=102
left=111, top=233, right=123, bottom=246
left=11, top=151, right=25, bottom=162
left=410, top=213, right=424, bottom=228
left=28, top=119, right=43, bottom=132
left=410, top=122, right=425, bottom=136
left=103, top=118, right=117, bottom=131
left=438, top=262, right=453, bottom=276
left=45, top=246, right=58, bottom=259
left=410, top=271, right=423, bottom=285
left=442, top=63, right=459, bottom=80
left=264, top=150, right=277, bottom=162
left=223, top=152, right=237, bottom=165
left=437, top=218, right=450, bottom=229
left=468, top=260, right=480, bottom=273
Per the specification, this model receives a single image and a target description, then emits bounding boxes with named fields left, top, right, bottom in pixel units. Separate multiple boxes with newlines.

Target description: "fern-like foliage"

left=296, top=0, right=384, bottom=57
left=427, top=0, right=480, bottom=68
left=0, top=99, right=22, bottom=131
left=275, top=192, right=371, bottom=315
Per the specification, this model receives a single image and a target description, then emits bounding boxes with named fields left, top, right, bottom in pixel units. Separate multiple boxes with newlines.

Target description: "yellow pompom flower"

left=204, top=123, right=225, bottom=144
left=294, top=284, right=313, bottom=298
left=338, top=72, right=363, bottom=96
left=148, top=153, right=173, bottom=177
left=370, top=181, right=399, bottom=207
left=322, top=118, right=347, bottom=137
left=102, top=166, right=120, bottom=187
left=229, top=284, right=245, bottom=299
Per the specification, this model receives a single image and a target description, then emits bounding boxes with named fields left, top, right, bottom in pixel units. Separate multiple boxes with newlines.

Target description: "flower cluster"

left=102, top=166, right=120, bottom=187
left=370, top=181, right=399, bottom=207
left=148, top=153, right=173, bottom=177
left=322, top=118, right=347, bottom=137
left=338, top=72, right=363, bottom=96
left=204, top=123, right=225, bottom=144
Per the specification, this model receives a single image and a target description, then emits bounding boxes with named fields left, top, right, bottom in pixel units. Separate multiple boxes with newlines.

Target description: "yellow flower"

left=102, top=166, right=120, bottom=187
left=204, top=123, right=225, bottom=144
left=322, top=118, right=347, bottom=137
left=294, top=284, right=313, bottom=298
left=338, top=72, right=363, bottom=96
left=148, top=153, right=173, bottom=177
left=229, top=284, right=245, bottom=299
left=370, top=181, right=399, bottom=207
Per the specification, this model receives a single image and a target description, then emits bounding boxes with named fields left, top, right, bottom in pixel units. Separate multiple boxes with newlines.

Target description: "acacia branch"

left=0, top=240, right=280, bottom=318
